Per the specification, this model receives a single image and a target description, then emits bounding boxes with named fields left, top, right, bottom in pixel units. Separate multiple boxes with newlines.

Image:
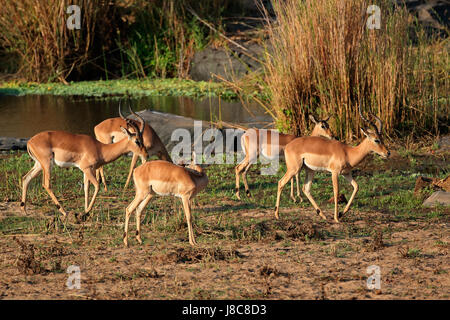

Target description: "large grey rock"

left=135, top=110, right=245, bottom=155
left=436, top=134, right=450, bottom=154
left=190, top=41, right=265, bottom=82
left=401, top=0, right=449, bottom=33
left=423, top=191, right=450, bottom=207
left=0, top=137, right=28, bottom=151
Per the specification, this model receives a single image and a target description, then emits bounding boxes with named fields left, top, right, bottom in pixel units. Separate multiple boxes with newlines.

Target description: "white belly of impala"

left=304, top=160, right=330, bottom=172
left=54, top=159, right=79, bottom=169
left=151, top=181, right=182, bottom=198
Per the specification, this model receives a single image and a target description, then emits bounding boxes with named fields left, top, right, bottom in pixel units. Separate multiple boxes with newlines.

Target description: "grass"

left=0, top=79, right=238, bottom=100
left=0, top=1, right=241, bottom=82
left=0, top=148, right=448, bottom=245
left=262, top=0, right=449, bottom=139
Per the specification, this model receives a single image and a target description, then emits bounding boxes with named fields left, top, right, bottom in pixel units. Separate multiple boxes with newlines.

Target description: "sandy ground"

left=0, top=203, right=448, bottom=300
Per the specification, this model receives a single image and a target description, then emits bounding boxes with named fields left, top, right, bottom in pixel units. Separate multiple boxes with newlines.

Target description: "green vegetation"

left=0, top=0, right=448, bottom=139
left=262, top=0, right=449, bottom=139
left=0, top=150, right=448, bottom=245
left=0, top=0, right=245, bottom=82
left=0, top=79, right=237, bottom=99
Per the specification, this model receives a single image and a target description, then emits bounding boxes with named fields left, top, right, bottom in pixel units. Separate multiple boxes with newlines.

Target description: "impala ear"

left=360, top=127, right=369, bottom=138
left=309, top=115, right=317, bottom=124
left=120, top=126, right=133, bottom=140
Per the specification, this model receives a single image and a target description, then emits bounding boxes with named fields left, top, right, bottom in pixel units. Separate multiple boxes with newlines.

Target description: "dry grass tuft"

left=261, top=0, right=448, bottom=139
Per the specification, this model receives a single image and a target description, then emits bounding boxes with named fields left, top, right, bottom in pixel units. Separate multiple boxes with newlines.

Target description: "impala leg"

left=21, top=162, right=42, bottom=214
left=296, top=171, right=302, bottom=202
left=331, top=171, right=340, bottom=222
left=83, top=168, right=99, bottom=215
left=290, top=172, right=302, bottom=203
left=84, top=173, right=90, bottom=211
left=275, top=168, right=297, bottom=219
left=96, top=166, right=107, bottom=192
left=341, top=173, right=359, bottom=217
left=124, top=191, right=146, bottom=247
left=42, top=165, right=68, bottom=217
left=242, top=162, right=253, bottom=198
left=135, top=193, right=153, bottom=244
left=302, top=168, right=326, bottom=220
left=290, top=177, right=296, bottom=202
left=123, top=153, right=139, bottom=191
left=235, top=158, right=248, bottom=200
left=182, top=195, right=197, bottom=246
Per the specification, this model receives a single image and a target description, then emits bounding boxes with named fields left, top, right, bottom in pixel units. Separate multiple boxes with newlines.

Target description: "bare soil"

left=0, top=204, right=448, bottom=300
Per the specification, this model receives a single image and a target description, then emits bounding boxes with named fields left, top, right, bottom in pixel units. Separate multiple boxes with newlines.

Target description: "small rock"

left=434, top=176, right=450, bottom=192
left=327, top=194, right=347, bottom=204
left=423, top=191, right=450, bottom=207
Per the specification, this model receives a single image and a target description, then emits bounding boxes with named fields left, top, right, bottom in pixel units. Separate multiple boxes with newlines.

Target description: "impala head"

left=119, top=102, right=148, bottom=161
left=187, top=151, right=206, bottom=174
left=119, top=126, right=148, bottom=160
left=309, top=114, right=334, bottom=139
left=359, top=105, right=390, bottom=159
left=118, top=101, right=146, bottom=136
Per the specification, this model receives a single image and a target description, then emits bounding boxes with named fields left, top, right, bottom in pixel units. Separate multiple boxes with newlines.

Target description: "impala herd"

left=20, top=102, right=389, bottom=247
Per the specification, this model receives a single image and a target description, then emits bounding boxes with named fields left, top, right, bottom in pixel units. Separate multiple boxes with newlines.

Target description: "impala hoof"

left=316, top=209, right=327, bottom=220
left=76, top=213, right=89, bottom=223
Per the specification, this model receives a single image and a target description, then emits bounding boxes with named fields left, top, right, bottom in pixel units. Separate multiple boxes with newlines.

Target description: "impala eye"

left=374, top=139, right=380, bottom=144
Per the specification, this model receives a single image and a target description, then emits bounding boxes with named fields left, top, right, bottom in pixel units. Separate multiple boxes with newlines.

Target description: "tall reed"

left=0, top=0, right=116, bottom=82
left=121, top=0, right=236, bottom=79
left=263, top=0, right=448, bottom=139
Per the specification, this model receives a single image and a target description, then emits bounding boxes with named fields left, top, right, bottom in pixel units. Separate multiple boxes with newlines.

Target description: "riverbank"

left=0, top=79, right=241, bottom=100
left=0, top=148, right=448, bottom=299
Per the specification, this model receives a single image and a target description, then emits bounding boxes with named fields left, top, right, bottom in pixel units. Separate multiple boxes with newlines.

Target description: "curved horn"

left=370, top=112, right=383, bottom=133
left=309, top=114, right=318, bottom=124
left=323, top=114, right=332, bottom=122
left=358, top=105, right=370, bottom=124
left=128, top=104, right=145, bottom=134
left=359, top=105, right=381, bottom=133
left=118, top=101, right=127, bottom=120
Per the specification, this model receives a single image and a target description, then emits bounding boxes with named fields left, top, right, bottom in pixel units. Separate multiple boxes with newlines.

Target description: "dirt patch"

left=155, top=246, right=243, bottom=264
left=241, top=219, right=323, bottom=241
left=273, top=220, right=322, bottom=241
left=364, top=229, right=385, bottom=252
left=14, top=237, right=43, bottom=275
left=13, top=237, right=69, bottom=275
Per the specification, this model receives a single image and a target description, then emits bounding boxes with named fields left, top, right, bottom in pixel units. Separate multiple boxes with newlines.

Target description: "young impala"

left=123, top=153, right=208, bottom=247
left=235, top=115, right=334, bottom=201
left=274, top=106, right=390, bottom=222
left=94, top=104, right=171, bottom=191
left=21, top=105, right=148, bottom=220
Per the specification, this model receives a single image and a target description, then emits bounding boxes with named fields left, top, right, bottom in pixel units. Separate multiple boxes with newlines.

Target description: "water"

left=0, top=95, right=272, bottom=138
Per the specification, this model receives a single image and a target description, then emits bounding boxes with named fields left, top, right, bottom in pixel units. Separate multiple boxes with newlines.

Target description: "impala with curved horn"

left=94, top=103, right=172, bottom=191
left=235, top=114, right=334, bottom=201
left=123, top=152, right=208, bottom=247
left=274, top=106, right=390, bottom=222
left=21, top=104, right=148, bottom=219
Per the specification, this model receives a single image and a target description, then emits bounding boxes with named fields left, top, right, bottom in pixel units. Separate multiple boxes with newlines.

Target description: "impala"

left=274, top=106, right=390, bottom=222
left=235, top=115, right=334, bottom=201
left=94, top=104, right=171, bottom=191
left=123, top=153, right=208, bottom=247
left=21, top=105, right=147, bottom=220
